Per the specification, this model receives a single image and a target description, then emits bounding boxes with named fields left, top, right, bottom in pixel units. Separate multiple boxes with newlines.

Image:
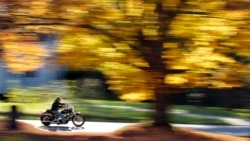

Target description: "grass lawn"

left=1, top=99, right=249, bottom=125
left=170, top=115, right=228, bottom=125
left=170, top=105, right=250, bottom=119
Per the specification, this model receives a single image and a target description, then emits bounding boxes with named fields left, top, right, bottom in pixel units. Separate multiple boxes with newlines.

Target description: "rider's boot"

left=55, top=118, right=62, bottom=124
left=54, top=118, right=58, bottom=122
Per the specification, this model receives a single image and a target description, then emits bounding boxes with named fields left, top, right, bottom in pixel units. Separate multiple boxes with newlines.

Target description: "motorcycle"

left=40, top=103, right=85, bottom=127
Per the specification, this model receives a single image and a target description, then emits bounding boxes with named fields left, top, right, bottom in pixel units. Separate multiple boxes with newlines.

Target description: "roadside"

left=76, top=103, right=250, bottom=126
left=1, top=103, right=249, bottom=125
left=1, top=119, right=249, bottom=141
left=172, top=124, right=250, bottom=137
left=1, top=103, right=249, bottom=137
left=169, top=112, right=250, bottom=126
left=17, top=120, right=250, bottom=137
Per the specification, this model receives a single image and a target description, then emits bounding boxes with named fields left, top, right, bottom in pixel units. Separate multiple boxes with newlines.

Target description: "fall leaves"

left=0, top=31, right=48, bottom=73
left=0, top=0, right=249, bottom=101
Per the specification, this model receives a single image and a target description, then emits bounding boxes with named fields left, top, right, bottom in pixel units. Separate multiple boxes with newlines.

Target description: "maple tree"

left=0, top=0, right=249, bottom=129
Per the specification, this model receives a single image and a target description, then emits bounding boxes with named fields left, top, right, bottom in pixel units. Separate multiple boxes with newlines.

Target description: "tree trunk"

left=138, top=0, right=185, bottom=130
left=153, top=86, right=172, bottom=131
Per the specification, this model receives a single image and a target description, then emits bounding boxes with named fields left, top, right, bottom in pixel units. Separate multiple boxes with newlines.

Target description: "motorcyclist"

left=51, top=97, right=66, bottom=123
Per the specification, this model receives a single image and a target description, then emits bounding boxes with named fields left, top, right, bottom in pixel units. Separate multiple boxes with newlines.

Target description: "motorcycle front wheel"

left=72, top=114, right=85, bottom=127
left=40, top=115, right=51, bottom=126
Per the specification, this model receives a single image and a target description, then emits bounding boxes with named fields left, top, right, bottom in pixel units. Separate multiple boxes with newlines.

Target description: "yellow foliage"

left=28, top=1, right=49, bottom=16
left=120, top=92, right=154, bottom=102
left=1, top=0, right=249, bottom=101
left=165, top=74, right=188, bottom=85
left=2, top=42, right=48, bottom=73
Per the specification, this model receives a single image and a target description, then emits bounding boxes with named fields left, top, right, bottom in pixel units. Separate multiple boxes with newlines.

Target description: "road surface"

left=18, top=120, right=250, bottom=137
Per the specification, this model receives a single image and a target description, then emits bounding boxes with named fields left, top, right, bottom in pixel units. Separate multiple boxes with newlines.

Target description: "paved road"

left=172, top=124, right=250, bottom=137
left=18, top=120, right=137, bottom=133
left=18, top=120, right=250, bottom=137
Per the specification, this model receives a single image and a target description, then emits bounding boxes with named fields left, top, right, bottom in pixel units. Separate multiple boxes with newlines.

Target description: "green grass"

left=169, top=105, right=250, bottom=119
left=1, top=99, right=249, bottom=125
left=170, top=115, right=228, bottom=125
left=70, top=99, right=152, bottom=106
left=0, top=100, right=153, bottom=122
left=2, top=82, right=249, bottom=125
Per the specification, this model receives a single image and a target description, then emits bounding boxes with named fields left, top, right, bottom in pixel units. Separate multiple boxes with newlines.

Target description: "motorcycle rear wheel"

left=72, top=114, right=85, bottom=127
left=41, top=115, right=51, bottom=126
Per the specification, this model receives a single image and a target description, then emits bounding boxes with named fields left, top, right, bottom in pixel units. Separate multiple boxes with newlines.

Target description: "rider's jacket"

left=51, top=100, right=65, bottom=111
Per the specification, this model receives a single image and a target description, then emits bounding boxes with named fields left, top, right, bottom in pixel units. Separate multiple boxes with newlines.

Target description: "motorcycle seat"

left=46, top=109, right=52, bottom=113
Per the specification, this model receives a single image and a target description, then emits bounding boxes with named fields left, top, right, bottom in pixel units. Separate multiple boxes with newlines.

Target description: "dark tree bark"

left=149, top=0, right=186, bottom=130
left=153, top=86, right=172, bottom=130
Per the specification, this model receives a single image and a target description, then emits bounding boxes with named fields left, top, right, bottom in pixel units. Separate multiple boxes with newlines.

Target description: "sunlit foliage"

left=0, top=0, right=249, bottom=101
left=164, top=0, right=250, bottom=88
left=0, top=30, right=48, bottom=73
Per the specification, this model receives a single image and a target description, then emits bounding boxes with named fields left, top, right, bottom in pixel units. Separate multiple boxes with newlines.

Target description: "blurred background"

left=0, top=0, right=249, bottom=133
